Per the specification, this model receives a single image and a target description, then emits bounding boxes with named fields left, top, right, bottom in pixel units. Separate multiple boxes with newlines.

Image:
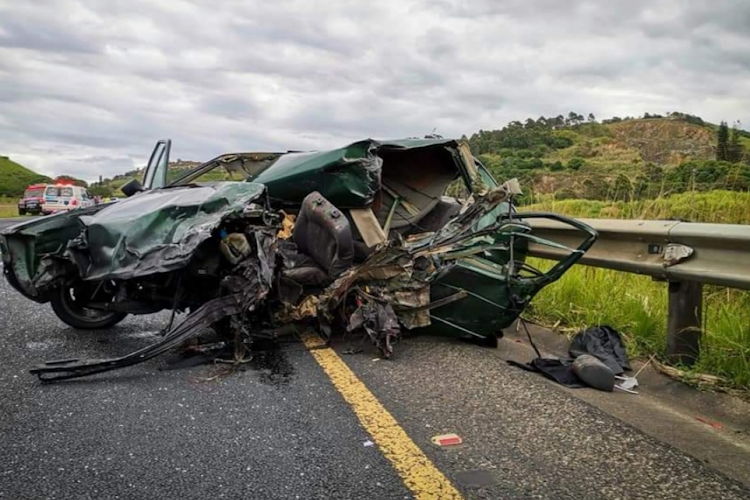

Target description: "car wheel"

left=50, top=285, right=127, bottom=330
left=18, top=209, right=26, bottom=216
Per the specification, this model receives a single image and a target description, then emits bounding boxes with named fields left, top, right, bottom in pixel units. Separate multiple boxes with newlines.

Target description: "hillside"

left=468, top=113, right=750, bottom=202
left=8, top=112, right=750, bottom=202
left=0, top=152, right=204, bottom=199
left=95, top=113, right=748, bottom=200
left=92, top=159, right=204, bottom=196
left=608, top=119, right=714, bottom=164
left=0, top=156, right=52, bottom=198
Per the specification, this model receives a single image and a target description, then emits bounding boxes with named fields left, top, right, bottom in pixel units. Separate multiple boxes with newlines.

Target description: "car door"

left=142, top=139, right=171, bottom=190
left=425, top=147, right=597, bottom=341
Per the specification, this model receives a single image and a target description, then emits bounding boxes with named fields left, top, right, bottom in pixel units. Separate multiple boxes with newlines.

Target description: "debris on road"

left=695, top=416, right=724, bottom=430
left=510, top=324, right=637, bottom=393
left=615, top=375, right=639, bottom=394
left=569, top=326, right=631, bottom=375
left=0, top=137, right=598, bottom=382
left=572, top=354, right=616, bottom=392
left=507, top=357, right=587, bottom=388
left=431, top=434, right=463, bottom=447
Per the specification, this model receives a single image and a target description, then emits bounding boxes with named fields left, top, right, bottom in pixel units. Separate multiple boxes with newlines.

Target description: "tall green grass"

left=525, top=190, right=750, bottom=224
left=0, top=197, right=18, bottom=218
left=0, top=206, right=17, bottom=218
left=528, top=262, right=750, bottom=390
left=522, top=190, right=750, bottom=390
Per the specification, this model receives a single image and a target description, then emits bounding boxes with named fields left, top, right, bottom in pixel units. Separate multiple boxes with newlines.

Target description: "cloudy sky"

left=1, top=0, right=748, bottom=181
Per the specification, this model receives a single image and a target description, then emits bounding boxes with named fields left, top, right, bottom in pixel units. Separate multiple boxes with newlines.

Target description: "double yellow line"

left=301, top=331, right=464, bottom=500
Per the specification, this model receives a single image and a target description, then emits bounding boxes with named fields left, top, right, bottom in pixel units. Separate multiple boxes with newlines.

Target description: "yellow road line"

left=300, top=331, right=464, bottom=500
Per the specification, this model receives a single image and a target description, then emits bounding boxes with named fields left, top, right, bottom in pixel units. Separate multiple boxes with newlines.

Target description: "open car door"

left=142, top=139, right=171, bottom=190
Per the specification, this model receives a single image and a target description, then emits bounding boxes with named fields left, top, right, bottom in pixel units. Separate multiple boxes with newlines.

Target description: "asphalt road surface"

left=1, top=275, right=748, bottom=500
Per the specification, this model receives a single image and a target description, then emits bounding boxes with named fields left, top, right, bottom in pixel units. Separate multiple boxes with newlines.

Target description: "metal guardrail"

left=526, top=218, right=750, bottom=365
left=527, top=218, right=750, bottom=290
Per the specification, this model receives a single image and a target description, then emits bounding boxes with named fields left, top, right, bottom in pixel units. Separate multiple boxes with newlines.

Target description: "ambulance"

left=42, top=182, right=95, bottom=215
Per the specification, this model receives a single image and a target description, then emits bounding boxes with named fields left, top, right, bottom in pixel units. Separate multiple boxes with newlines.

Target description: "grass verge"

left=520, top=189, right=750, bottom=391
left=0, top=204, right=18, bottom=218
left=525, top=190, right=750, bottom=224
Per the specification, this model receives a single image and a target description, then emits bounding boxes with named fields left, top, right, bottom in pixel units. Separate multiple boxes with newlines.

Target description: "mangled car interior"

left=0, top=138, right=597, bottom=381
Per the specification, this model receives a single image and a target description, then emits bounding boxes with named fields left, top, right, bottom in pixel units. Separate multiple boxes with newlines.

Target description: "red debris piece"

left=431, top=433, right=463, bottom=447
left=695, top=416, right=723, bottom=430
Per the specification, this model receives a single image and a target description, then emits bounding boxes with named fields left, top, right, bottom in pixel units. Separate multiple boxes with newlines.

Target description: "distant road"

left=0, top=216, right=40, bottom=231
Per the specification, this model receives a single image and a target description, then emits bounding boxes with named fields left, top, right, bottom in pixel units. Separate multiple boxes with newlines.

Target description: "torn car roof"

left=174, top=138, right=475, bottom=209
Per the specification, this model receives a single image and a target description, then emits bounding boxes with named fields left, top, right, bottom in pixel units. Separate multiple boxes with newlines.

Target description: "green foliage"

left=567, top=157, right=585, bottom=171
left=664, top=160, right=750, bottom=192
left=88, top=185, right=113, bottom=197
left=472, top=113, right=750, bottom=205
left=717, top=121, right=729, bottom=161
left=523, top=190, right=750, bottom=224
left=667, top=111, right=705, bottom=126
left=0, top=157, right=88, bottom=198
left=728, top=122, right=746, bottom=163
left=467, top=114, right=589, bottom=154
left=0, top=197, right=20, bottom=217
left=572, top=122, right=612, bottom=139
left=0, top=156, right=52, bottom=197
left=0, top=205, right=19, bottom=217
left=523, top=188, right=750, bottom=390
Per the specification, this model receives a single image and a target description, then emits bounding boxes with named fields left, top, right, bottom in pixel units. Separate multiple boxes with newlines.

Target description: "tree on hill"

left=467, top=117, right=577, bottom=155
left=566, top=112, right=585, bottom=126
left=667, top=112, right=705, bottom=126
left=716, top=121, right=729, bottom=161
left=727, top=121, right=745, bottom=163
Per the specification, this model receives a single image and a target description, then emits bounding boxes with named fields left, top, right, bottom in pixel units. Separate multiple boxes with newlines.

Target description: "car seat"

left=282, top=191, right=354, bottom=287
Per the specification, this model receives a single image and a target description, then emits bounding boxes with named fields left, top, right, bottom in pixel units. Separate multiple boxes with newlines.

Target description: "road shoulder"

left=501, top=319, right=750, bottom=489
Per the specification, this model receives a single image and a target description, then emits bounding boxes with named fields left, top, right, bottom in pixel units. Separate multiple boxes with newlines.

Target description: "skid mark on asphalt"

left=301, top=331, right=464, bottom=500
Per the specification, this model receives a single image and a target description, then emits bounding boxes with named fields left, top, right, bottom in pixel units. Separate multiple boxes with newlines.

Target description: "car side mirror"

left=121, top=178, right=144, bottom=197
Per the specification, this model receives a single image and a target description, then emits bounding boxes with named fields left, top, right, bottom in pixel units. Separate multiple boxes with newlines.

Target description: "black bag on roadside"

left=569, top=325, right=631, bottom=375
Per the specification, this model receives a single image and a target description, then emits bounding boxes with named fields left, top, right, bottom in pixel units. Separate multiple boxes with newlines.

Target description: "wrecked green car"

left=0, top=138, right=597, bottom=381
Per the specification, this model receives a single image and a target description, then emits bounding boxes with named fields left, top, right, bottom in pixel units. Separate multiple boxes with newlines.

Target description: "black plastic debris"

left=347, top=301, right=400, bottom=359
left=572, top=354, right=615, bottom=392
left=569, top=325, right=631, bottom=375
left=509, top=324, right=630, bottom=391
left=507, top=358, right=586, bottom=388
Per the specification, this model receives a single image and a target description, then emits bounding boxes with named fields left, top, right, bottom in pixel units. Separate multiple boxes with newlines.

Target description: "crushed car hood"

left=71, top=182, right=267, bottom=281
left=1, top=182, right=266, bottom=294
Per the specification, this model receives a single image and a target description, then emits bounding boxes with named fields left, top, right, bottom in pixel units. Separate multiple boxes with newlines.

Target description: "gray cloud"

left=0, top=0, right=748, bottom=182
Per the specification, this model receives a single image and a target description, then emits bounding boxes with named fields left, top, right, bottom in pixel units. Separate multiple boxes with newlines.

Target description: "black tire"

left=50, top=285, right=127, bottom=330
left=18, top=209, right=26, bottom=216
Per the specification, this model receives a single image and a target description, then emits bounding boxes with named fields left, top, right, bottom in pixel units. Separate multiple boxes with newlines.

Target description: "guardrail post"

left=666, top=280, right=702, bottom=366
